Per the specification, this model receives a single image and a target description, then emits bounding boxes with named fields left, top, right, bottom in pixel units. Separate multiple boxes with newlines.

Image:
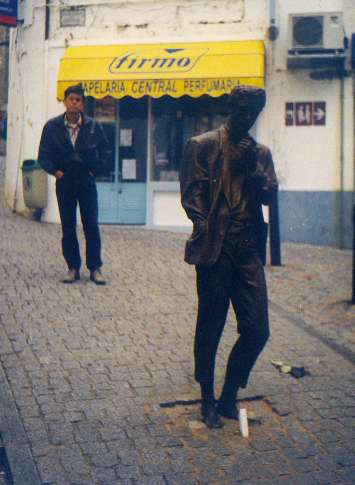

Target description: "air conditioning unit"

left=287, top=12, right=345, bottom=70
left=289, top=13, right=344, bottom=52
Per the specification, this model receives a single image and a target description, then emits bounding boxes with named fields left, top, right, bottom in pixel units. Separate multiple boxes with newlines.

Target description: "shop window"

left=118, top=97, right=147, bottom=183
left=86, top=96, right=116, bottom=182
left=151, top=95, right=229, bottom=182
left=86, top=97, right=148, bottom=184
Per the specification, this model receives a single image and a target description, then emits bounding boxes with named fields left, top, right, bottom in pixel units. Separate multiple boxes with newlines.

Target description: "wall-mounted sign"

left=285, top=101, right=326, bottom=126
left=285, top=102, right=295, bottom=126
left=60, top=6, right=86, bottom=27
left=313, top=102, right=326, bottom=126
left=0, top=0, right=17, bottom=27
left=295, top=102, right=313, bottom=126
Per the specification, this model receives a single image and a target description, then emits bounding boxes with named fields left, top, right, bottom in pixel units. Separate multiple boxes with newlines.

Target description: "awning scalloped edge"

left=57, top=77, right=265, bottom=101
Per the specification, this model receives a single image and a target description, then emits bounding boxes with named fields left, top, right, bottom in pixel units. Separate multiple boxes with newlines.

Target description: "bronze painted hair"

left=228, top=85, right=266, bottom=114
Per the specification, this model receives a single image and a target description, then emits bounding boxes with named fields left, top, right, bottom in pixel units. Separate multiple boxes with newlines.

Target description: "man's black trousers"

left=55, top=174, right=102, bottom=272
left=194, top=247, right=269, bottom=390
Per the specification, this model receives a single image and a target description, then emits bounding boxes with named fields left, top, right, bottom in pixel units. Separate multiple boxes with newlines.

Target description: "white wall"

left=153, top=191, right=191, bottom=227
left=264, top=71, right=342, bottom=191
left=264, top=0, right=354, bottom=193
left=5, top=1, right=46, bottom=213
left=48, top=0, right=262, bottom=44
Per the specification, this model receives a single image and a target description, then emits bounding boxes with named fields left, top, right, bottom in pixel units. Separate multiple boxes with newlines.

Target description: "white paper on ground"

left=239, top=408, right=249, bottom=437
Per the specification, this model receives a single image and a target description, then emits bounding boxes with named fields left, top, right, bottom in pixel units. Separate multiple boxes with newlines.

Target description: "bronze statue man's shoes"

left=62, top=269, right=80, bottom=284
left=217, top=399, right=239, bottom=420
left=90, top=269, right=106, bottom=285
left=201, top=400, right=224, bottom=429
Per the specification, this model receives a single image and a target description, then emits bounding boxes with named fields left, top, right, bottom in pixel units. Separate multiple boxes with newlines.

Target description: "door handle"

left=118, top=188, right=122, bottom=194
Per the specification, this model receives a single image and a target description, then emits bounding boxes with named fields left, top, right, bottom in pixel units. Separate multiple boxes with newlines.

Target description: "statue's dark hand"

left=238, top=136, right=254, bottom=153
left=228, top=136, right=257, bottom=175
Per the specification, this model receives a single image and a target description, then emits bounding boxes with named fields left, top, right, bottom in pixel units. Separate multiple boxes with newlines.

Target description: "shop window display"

left=87, top=95, right=229, bottom=184
left=151, top=95, right=228, bottom=182
left=118, top=97, right=147, bottom=183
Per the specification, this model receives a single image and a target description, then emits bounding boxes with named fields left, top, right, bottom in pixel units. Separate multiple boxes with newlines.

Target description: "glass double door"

left=93, top=97, right=147, bottom=224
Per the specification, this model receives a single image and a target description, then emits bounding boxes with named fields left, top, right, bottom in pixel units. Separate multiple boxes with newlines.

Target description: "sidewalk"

left=0, top=177, right=354, bottom=484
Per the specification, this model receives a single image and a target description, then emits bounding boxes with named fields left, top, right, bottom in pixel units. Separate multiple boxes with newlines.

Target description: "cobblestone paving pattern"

left=0, top=160, right=354, bottom=484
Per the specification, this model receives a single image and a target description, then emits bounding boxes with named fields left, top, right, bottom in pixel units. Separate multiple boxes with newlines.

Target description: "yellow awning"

left=57, top=40, right=264, bottom=100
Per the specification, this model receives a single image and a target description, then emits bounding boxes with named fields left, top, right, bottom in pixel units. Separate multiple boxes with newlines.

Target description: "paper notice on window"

left=120, top=129, right=133, bottom=147
left=122, top=159, right=136, bottom=180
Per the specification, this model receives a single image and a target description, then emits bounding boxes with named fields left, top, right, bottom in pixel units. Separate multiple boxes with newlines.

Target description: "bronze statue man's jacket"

left=180, top=125, right=278, bottom=267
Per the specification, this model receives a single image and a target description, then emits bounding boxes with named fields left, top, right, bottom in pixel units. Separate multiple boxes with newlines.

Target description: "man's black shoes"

left=90, top=268, right=106, bottom=285
left=62, top=269, right=80, bottom=284
left=62, top=268, right=106, bottom=285
left=201, top=400, right=223, bottom=429
left=200, top=399, right=240, bottom=428
left=217, top=399, right=239, bottom=420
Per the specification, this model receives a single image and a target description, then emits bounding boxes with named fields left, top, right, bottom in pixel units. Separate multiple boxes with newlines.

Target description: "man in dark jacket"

left=38, top=84, right=110, bottom=284
left=180, top=85, right=278, bottom=428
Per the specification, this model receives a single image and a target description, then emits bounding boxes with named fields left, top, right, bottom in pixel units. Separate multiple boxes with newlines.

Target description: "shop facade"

left=57, top=40, right=263, bottom=227
left=4, top=0, right=355, bottom=247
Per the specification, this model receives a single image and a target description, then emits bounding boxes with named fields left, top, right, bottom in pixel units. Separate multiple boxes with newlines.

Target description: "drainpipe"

left=268, top=0, right=279, bottom=41
left=45, top=0, right=50, bottom=40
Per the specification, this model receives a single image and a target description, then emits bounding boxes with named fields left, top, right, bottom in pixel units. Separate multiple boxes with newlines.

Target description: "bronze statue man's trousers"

left=194, top=244, right=269, bottom=389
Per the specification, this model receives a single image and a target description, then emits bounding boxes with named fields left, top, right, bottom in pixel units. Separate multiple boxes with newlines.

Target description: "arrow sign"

left=314, top=108, right=325, bottom=120
left=286, top=101, right=326, bottom=126
left=313, top=102, right=326, bottom=125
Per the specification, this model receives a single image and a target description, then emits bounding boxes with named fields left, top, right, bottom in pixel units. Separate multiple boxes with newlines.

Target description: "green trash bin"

left=21, top=159, right=48, bottom=209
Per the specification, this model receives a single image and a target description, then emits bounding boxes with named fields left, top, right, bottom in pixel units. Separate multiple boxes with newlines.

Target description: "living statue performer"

left=180, top=85, right=278, bottom=428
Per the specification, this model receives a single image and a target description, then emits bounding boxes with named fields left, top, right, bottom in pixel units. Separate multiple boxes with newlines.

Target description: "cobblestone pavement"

left=0, top=160, right=354, bottom=484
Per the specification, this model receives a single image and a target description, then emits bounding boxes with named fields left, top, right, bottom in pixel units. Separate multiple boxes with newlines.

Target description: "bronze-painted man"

left=180, top=85, right=278, bottom=428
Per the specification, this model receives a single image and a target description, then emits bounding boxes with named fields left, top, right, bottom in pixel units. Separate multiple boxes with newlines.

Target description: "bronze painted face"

left=227, top=86, right=266, bottom=138
left=229, top=98, right=259, bottom=135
